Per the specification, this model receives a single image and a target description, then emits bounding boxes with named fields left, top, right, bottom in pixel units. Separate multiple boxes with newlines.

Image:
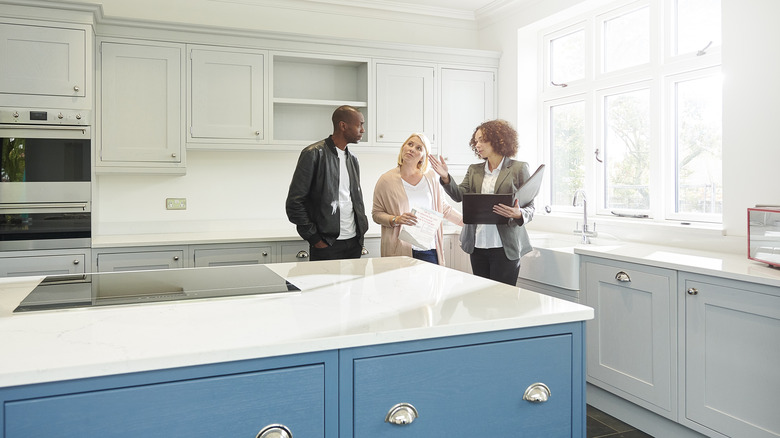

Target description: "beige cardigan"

left=372, top=168, right=463, bottom=265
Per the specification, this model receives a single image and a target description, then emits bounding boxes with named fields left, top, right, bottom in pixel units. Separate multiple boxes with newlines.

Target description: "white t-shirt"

left=336, top=147, right=356, bottom=240
left=402, top=176, right=434, bottom=251
left=475, top=158, right=504, bottom=249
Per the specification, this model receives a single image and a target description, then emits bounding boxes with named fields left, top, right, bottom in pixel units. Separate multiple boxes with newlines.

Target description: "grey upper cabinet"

left=97, top=39, right=186, bottom=174
left=582, top=256, right=677, bottom=419
left=188, top=46, right=267, bottom=148
left=0, top=21, right=90, bottom=108
left=375, top=62, right=435, bottom=145
left=680, top=273, right=780, bottom=438
left=439, top=68, right=495, bottom=166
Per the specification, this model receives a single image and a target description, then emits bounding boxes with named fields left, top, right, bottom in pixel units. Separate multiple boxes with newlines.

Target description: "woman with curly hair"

left=429, top=119, right=534, bottom=285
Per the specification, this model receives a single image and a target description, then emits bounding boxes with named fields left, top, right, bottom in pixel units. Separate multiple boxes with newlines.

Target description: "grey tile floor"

left=587, top=405, right=654, bottom=438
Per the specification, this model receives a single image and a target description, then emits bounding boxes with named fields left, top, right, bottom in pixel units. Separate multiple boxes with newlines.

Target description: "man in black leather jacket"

left=285, top=105, right=369, bottom=261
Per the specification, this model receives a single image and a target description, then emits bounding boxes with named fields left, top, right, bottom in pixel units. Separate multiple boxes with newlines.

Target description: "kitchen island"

left=0, top=256, right=593, bottom=437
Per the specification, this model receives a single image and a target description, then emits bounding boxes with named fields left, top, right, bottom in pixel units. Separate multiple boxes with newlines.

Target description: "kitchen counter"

left=0, top=256, right=592, bottom=388
left=571, top=238, right=780, bottom=289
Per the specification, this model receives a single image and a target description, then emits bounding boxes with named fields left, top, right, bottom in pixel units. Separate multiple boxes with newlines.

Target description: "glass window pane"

left=676, top=76, right=722, bottom=214
left=550, top=101, right=586, bottom=205
left=603, top=89, right=651, bottom=210
left=603, top=6, right=650, bottom=73
left=550, top=30, right=585, bottom=85
left=676, top=0, right=721, bottom=55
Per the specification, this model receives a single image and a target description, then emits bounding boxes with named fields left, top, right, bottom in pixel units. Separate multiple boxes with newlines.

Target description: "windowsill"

left=526, top=213, right=740, bottom=254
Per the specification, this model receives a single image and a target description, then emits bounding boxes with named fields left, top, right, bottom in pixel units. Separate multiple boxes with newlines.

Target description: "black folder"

left=462, top=193, right=513, bottom=224
left=461, top=164, right=545, bottom=225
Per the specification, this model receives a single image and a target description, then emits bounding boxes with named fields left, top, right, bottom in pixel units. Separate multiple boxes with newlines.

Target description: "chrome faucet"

left=572, top=189, right=597, bottom=244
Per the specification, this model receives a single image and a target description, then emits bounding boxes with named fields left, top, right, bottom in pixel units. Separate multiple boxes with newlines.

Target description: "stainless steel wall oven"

left=0, top=108, right=91, bottom=251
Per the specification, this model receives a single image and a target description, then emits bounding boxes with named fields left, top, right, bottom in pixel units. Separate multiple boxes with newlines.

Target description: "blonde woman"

left=372, top=133, right=463, bottom=265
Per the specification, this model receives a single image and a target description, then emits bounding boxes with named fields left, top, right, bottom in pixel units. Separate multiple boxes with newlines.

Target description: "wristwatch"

left=391, top=216, right=397, bottom=226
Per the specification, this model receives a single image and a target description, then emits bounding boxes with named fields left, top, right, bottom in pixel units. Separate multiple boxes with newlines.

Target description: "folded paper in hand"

left=398, top=207, right=443, bottom=249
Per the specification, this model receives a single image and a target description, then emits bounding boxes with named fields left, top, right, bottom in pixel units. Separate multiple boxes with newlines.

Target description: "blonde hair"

left=397, top=133, right=431, bottom=172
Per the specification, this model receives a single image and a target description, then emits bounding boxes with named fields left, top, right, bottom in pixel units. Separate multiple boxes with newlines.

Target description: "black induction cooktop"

left=14, top=264, right=300, bottom=313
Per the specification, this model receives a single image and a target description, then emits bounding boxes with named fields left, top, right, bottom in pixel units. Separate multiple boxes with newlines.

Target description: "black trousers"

left=470, top=247, right=520, bottom=286
left=309, top=236, right=362, bottom=261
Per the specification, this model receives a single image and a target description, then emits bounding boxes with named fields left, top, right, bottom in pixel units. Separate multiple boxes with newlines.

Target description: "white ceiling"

left=300, top=0, right=521, bottom=21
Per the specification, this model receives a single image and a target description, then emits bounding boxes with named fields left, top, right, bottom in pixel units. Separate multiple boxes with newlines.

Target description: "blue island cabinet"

left=340, top=322, right=586, bottom=438
left=0, top=322, right=585, bottom=438
left=0, top=351, right=340, bottom=438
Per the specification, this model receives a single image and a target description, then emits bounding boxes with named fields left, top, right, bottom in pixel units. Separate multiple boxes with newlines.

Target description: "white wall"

left=86, top=0, right=478, bottom=236
left=89, top=0, right=779, bottom=253
left=478, top=0, right=780, bottom=253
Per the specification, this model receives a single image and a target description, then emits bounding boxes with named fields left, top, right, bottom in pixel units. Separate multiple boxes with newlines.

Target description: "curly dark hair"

left=469, top=119, right=519, bottom=158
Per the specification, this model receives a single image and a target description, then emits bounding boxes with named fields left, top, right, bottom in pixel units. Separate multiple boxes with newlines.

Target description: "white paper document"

left=398, top=207, right=443, bottom=249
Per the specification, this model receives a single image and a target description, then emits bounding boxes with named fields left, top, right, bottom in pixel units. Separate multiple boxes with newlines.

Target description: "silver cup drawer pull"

left=256, top=424, right=292, bottom=438
left=385, top=402, right=419, bottom=425
left=615, top=271, right=631, bottom=282
left=523, top=382, right=551, bottom=403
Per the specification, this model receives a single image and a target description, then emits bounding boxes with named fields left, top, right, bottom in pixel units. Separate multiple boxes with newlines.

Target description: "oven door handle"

left=0, top=202, right=89, bottom=212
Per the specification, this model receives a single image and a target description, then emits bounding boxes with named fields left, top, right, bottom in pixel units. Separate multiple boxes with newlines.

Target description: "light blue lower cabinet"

left=1, top=351, right=338, bottom=438
left=340, top=322, right=586, bottom=438
left=0, top=323, right=585, bottom=438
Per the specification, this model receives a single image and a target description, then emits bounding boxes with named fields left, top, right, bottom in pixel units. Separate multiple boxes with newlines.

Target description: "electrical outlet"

left=166, top=198, right=187, bottom=210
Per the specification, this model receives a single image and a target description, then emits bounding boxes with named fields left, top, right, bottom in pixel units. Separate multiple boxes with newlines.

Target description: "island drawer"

left=4, top=364, right=326, bottom=437
left=349, top=333, right=573, bottom=437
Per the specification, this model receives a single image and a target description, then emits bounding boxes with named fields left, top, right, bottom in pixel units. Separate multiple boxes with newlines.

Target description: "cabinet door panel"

left=5, top=365, right=325, bottom=438
left=1, top=254, right=86, bottom=277
left=100, top=42, right=183, bottom=163
left=584, top=260, right=675, bottom=416
left=190, top=48, right=265, bottom=141
left=352, top=335, right=573, bottom=437
left=375, top=63, right=434, bottom=144
left=0, top=23, right=85, bottom=97
left=193, top=246, right=273, bottom=267
left=97, top=250, right=185, bottom=272
left=684, top=277, right=780, bottom=438
left=440, top=68, right=494, bottom=164
left=279, top=241, right=310, bottom=263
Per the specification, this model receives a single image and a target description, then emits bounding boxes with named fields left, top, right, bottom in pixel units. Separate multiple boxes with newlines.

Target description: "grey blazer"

left=441, top=159, right=534, bottom=260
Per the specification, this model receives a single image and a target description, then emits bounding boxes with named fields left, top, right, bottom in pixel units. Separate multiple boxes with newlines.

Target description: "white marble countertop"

left=569, top=237, right=780, bottom=288
left=0, top=257, right=593, bottom=388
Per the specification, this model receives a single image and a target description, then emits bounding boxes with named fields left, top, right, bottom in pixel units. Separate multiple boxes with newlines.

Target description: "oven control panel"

left=0, top=108, right=91, bottom=125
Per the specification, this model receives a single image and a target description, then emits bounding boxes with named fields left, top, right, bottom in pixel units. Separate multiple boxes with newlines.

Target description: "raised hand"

left=428, top=155, right=450, bottom=183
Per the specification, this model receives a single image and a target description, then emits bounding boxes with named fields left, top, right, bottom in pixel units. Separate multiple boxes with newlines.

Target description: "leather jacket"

left=286, top=136, right=368, bottom=246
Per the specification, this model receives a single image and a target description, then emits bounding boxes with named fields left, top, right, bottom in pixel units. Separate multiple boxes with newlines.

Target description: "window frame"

left=537, top=0, right=721, bottom=225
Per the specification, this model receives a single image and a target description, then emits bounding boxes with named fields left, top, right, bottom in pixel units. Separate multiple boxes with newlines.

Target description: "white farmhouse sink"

left=519, top=233, right=620, bottom=291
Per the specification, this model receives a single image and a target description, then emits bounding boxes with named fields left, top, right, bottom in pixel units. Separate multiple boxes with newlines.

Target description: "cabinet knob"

left=615, top=271, right=631, bottom=282
left=255, top=130, right=261, bottom=136
left=73, top=259, right=80, bottom=265
left=173, top=256, right=180, bottom=261
left=73, top=85, right=80, bottom=92
left=361, top=246, right=369, bottom=256
left=262, top=251, right=268, bottom=256
left=385, top=402, right=418, bottom=425
left=523, top=382, right=551, bottom=403
left=256, top=424, right=292, bottom=438
left=687, top=287, right=699, bottom=295
left=379, top=134, right=384, bottom=139
left=171, top=153, right=177, bottom=158
left=296, top=250, right=309, bottom=259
